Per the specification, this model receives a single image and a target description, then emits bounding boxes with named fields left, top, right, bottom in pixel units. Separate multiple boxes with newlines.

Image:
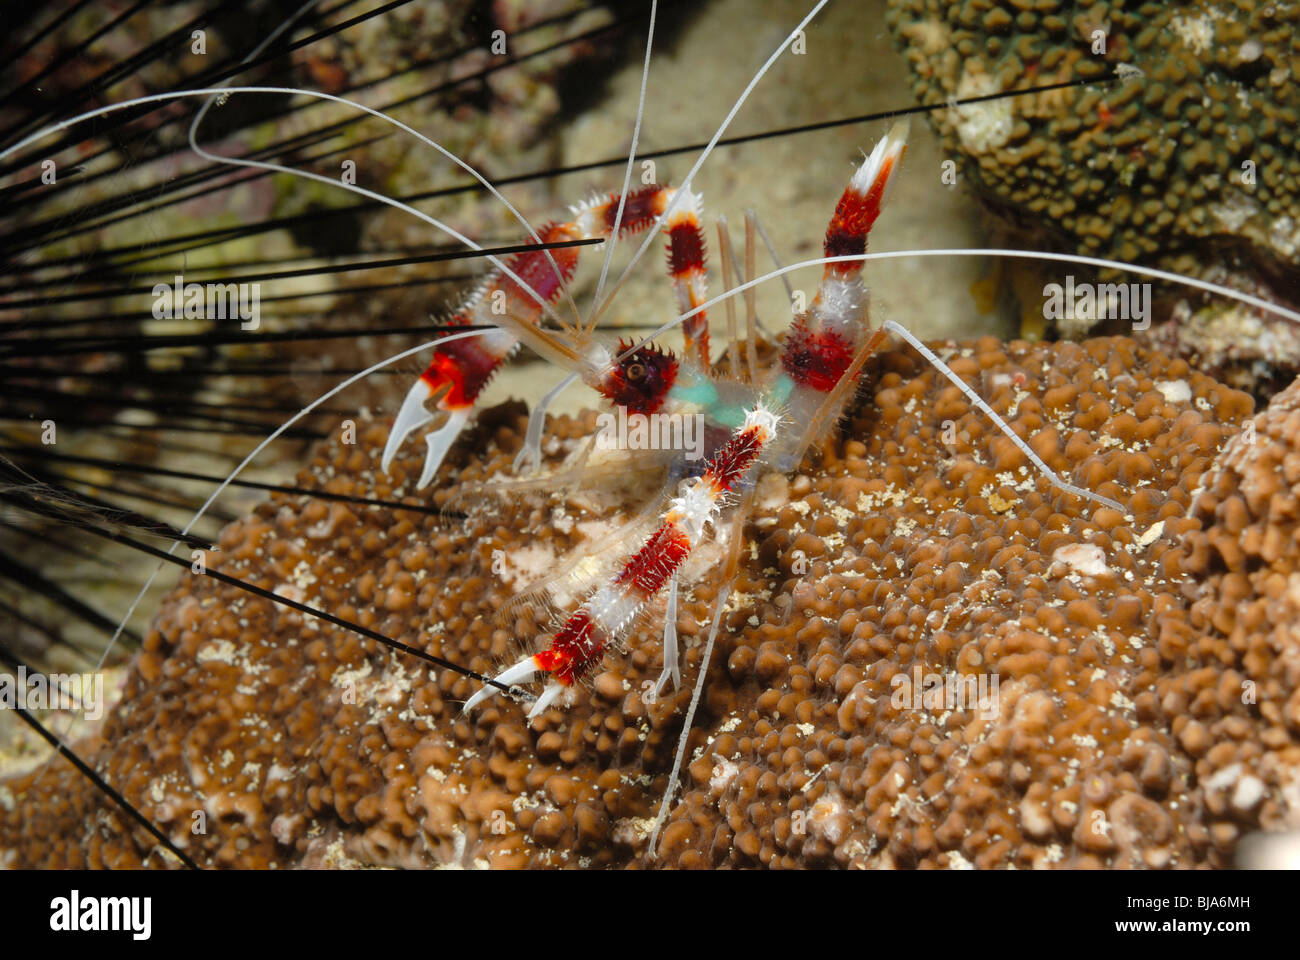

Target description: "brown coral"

left=885, top=0, right=1300, bottom=388
left=887, top=0, right=1300, bottom=274
left=1166, top=374, right=1300, bottom=852
left=6, top=336, right=1297, bottom=869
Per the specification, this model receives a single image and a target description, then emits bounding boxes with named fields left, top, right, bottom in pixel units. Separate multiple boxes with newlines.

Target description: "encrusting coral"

left=887, top=0, right=1300, bottom=274
left=6, top=336, right=1299, bottom=869
left=1164, top=374, right=1300, bottom=852
left=885, top=0, right=1300, bottom=389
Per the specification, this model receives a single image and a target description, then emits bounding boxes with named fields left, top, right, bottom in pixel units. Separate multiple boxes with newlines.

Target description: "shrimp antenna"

left=2, top=87, right=575, bottom=332
left=585, top=0, right=831, bottom=331
left=879, top=320, right=1125, bottom=513
left=588, top=0, right=659, bottom=330
left=185, top=11, right=586, bottom=331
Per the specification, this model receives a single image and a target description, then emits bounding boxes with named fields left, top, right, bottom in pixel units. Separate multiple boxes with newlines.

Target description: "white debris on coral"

left=1134, top=520, right=1165, bottom=552
left=1237, top=39, right=1263, bottom=63
left=1210, top=191, right=1260, bottom=232
left=196, top=639, right=237, bottom=664
left=1233, top=775, right=1266, bottom=811
left=612, top=817, right=657, bottom=847
left=1169, top=11, right=1219, bottom=55
left=709, top=757, right=739, bottom=794
left=1269, top=215, right=1300, bottom=258
left=1053, top=543, right=1110, bottom=577
left=1155, top=379, right=1192, bottom=404
left=952, top=69, right=1013, bottom=154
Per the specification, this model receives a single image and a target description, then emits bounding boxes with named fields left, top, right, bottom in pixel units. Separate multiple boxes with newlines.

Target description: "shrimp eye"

left=627, top=362, right=645, bottom=381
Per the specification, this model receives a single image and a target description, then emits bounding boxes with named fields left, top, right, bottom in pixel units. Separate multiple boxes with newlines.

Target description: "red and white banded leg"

left=662, top=186, right=710, bottom=370
left=383, top=220, right=577, bottom=486
left=463, top=403, right=780, bottom=719
left=772, top=120, right=908, bottom=468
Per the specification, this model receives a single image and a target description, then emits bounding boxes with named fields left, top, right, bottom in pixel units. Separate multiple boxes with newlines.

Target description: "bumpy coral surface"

left=885, top=0, right=1300, bottom=385
left=6, top=337, right=1299, bottom=869
left=1168, top=374, right=1300, bottom=850
left=887, top=0, right=1300, bottom=273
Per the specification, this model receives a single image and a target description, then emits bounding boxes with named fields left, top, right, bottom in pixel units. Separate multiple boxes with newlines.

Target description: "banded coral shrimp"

left=2, top=0, right=1300, bottom=868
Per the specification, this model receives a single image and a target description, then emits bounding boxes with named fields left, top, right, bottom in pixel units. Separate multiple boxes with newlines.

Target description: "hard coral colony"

left=886, top=0, right=1300, bottom=392
left=1, top=0, right=1299, bottom=875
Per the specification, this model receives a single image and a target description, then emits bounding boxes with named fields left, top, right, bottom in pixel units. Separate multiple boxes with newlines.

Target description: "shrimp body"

left=459, top=121, right=912, bottom=718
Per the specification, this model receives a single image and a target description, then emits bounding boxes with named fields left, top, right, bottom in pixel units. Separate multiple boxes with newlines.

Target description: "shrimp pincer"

left=382, top=185, right=709, bottom=487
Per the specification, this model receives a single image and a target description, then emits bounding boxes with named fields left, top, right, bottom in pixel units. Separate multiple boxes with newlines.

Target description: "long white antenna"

left=584, top=0, right=830, bottom=331
left=589, top=0, right=659, bottom=330
left=603, top=248, right=1300, bottom=375
left=4, top=87, right=575, bottom=331
left=881, top=320, right=1125, bottom=513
